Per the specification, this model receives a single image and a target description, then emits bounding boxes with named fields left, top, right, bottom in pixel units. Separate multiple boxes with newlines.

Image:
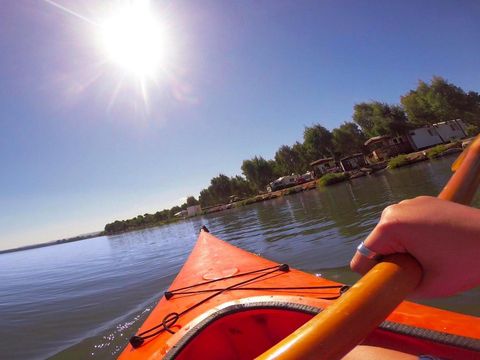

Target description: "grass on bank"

left=387, top=154, right=410, bottom=169
left=317, top=172, right=349, bottom=186
left=425, top=144, right=448, bottom=159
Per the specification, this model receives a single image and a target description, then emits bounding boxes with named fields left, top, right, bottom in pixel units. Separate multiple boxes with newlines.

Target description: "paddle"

left=256, top=135, right=480, bottom=360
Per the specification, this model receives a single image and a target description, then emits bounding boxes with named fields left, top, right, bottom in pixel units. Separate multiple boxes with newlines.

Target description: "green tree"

left=241, top=156, right=276, bottom=191
left=401, top=76, right=480, bottom=126
left=186, top=196, right=200, bottom=207
left=105, top=220, right=126, bottom=234
left=143, top=213, right=155, bottom=224
left=332, top=122, right=366, bottom=157
left=198, top=174, right=255, bottom=207
left=209, top=174, right=234, bottom=204
left=274, top=144, right=309, bottom=175
left=230, top=175, right=255, bottom=196
left=169, top=206, right=181, bottom=218
left=303, top=124, right=334, bottom=161
left=291, top=142, right=310, bottom=173
left=154, top=210, right=169, bottom=222
left=199, top=188, right=214, bottom=207
left=353, top=102, right=409, bottom=137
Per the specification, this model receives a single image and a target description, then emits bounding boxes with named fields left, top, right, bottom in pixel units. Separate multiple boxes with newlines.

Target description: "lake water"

left=1, top=155, right=479, bottom=359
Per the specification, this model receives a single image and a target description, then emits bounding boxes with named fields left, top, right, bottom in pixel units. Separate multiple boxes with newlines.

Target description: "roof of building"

left=364, top=135, right=391, bottom=146
left=433, top=119, right=463, bottom=126
left=340, top=153, right=365, bottom=161
left=310, top=157, right=334, bottom=166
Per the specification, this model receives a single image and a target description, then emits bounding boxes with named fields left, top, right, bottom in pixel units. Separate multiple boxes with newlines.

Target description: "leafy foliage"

left=241, top=156, right=277, bottom=191
left=186, top=196, right=200, bottom=207
left=303, top=124, right=334, bottom=160
left=274, top=144, right=309, bottom=175
left=401, top=76, right=480, bottom=127
left=353, top=102, right=410, bottom=137
left=317, top=172, right=349, bottom=186
left=332, top=122, right=366, bottom=156
left=387, top=154, right=410, bottom=169
left=425, top=144, right=449, bottom=159
left=199, top=174, right=255, bottom=207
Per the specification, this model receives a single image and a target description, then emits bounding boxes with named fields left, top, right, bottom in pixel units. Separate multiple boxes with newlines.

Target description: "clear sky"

left=1, top=0, right=479, bottom=250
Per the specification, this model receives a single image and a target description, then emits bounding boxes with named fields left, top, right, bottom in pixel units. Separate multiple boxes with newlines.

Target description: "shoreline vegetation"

left=387, top=142, right=463, bottom=169
left=104, top=76, right=480, bottom=236
left=102, top=143, right=466, bottom=237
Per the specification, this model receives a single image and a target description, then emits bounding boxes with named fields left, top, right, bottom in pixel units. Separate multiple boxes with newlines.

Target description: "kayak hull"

left=119, top=230, right=480, bottom=359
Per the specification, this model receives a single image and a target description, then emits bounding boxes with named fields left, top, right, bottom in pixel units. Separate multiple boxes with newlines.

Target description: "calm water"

left=1, top=156, right=479, bottom=360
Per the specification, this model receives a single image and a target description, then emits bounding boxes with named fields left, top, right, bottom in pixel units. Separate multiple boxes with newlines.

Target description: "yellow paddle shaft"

left=439, top=135, right=480, bottom=203
left=257, top=134, right=480, bottom=360
left=257, top=254, right=420, bottom=360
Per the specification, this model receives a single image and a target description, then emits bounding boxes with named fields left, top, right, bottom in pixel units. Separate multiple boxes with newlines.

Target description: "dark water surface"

left=1, top=156, right=479, bottom=359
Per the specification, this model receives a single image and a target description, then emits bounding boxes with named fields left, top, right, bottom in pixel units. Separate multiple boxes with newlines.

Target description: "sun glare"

left=44, top=0, right=182, bottom=110
left=98, top=1, right=172, bottom=79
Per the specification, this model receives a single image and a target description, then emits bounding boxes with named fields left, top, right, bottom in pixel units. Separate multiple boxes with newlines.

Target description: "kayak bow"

left=119, top=229, right=480, bottom=360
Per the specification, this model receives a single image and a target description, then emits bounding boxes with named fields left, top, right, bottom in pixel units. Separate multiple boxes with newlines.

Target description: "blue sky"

left=1, top=0, right=479, bottom=250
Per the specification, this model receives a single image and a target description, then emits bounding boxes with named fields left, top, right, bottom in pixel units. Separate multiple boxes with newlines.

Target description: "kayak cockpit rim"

left=162, top=298, right=480, bottom=359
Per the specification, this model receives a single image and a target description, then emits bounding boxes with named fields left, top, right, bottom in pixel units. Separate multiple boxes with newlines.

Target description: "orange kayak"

left=119, top=228, right=480, bottom=359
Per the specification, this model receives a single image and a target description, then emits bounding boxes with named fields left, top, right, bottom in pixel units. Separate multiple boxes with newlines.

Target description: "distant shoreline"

left=0, top=232, right=103, bottom=255
left=2, top=147, right=463, bottom=255
left=102, top=147, right=464, bottom=236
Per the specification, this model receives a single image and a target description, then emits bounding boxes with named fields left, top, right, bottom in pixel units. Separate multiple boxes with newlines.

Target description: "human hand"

left=350, top=196, right=480, bottom=298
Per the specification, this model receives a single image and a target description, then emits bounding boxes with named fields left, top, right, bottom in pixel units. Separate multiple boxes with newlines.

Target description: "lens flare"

left=43, top=0, right=183, bottom=113
left=99, top=2, right=172, bottom=79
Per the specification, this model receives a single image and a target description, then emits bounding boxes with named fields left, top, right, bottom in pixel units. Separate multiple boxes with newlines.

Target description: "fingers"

left=351, top=217, right=403, bottom=275
left=350, top=251, right=378, bottom=275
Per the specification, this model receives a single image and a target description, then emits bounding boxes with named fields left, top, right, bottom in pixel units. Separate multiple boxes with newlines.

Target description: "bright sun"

left=98, top=1, right=172, bottom=78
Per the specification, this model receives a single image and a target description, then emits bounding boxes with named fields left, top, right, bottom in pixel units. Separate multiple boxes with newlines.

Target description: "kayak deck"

left=119, top=230, right=480, bottom=359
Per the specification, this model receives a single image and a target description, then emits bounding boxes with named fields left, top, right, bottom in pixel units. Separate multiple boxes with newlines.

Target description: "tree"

left=241, top=156, right=276, bottom=191
left=274, top=144, right=309, bottom=175
left=208, top=174, right=234, bottom=204
left=401, top=76, right=480, bottom=126
left=154, top=210, right=169, bottom=222
left=291, top=142, right=310, bottom=173
left=169, top=206, right=181, bottom=218
left=353, top=102, right=410, bottom=137
left=230, top=175, right=255, bottom=196
left=332, top=122, right=366, bottom=157
left=105, top=220, right=126, bottom=234
left=199, top=188, right=214, bottom=208
left=303, top=124, right=334, bottom=161
left=198, top=175, right=255, bottom=207
left=186, top=196, right=200, bottom=207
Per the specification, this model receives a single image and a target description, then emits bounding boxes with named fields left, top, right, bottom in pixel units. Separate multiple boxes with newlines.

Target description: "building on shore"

left=174, top=210, right=188, bottom=217
left=406, top=119, right=468, bottom=150
left=267, top=175, right=299, bottom=192
left=187, top=205, right=202, bottom=217
left=339, top=153, right=367, bottom=172
left=406, top=127, right=443, bottom=150
left=364, top=119, right=468, bottom=161
left=310, top=157, right=340, bottom=177
left=434, top=119, right=468, bottom=142
left=364, top=135, right=413, bottom=163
